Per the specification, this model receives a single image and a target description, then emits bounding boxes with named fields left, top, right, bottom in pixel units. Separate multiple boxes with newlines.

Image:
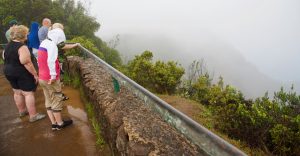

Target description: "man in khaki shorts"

left=37, top=23, right=79, bottom=130
left=39, top=80, right=64, bottom=113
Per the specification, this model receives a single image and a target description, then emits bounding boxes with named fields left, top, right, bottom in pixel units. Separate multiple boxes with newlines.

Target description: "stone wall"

left=65, top=56, right=204, bottom=156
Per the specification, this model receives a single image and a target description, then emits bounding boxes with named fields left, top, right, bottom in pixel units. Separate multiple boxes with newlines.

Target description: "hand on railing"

left=62, top=42, right=80, bottom=50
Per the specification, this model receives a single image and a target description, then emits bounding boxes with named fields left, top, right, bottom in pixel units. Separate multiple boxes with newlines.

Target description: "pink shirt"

left=38, top=39, right=60, bottom=81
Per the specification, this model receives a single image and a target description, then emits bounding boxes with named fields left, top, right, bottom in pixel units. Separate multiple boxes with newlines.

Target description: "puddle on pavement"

left=0, top=76, right=111, bottom=156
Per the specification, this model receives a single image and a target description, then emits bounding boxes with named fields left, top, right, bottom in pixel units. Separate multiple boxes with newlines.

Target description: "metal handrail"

left=0, top=44, right=6, bottom=49
left=77, top=45, right=247, bottom=156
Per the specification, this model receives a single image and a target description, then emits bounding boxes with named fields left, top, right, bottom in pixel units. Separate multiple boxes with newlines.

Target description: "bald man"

left=38, top=18, right=51, bottom=43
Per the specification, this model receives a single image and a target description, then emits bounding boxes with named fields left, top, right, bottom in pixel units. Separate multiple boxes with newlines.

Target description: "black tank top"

left=4, top=41, right=29, bottom=76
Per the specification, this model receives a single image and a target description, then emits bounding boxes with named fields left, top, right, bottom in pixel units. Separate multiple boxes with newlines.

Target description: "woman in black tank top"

left=4, top=41, right=29, bottom=76
left=3, top=25, right=45, bottom=122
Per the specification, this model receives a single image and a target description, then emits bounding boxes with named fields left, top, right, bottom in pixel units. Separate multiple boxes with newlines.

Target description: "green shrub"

left=192, top=75, right=211, bottom=104
left=181, top=68, right=300, bottom=155
left=62, top=73, right=72, bottom=85
left=152, top=61, right=184, bottom=94
left=126, top=51, right=154, bottom=90
left=126, top=51, right=184, bottom=94
left=270, top=124, right=296, bottom=155
left=99, top=42, right=122, bottom=66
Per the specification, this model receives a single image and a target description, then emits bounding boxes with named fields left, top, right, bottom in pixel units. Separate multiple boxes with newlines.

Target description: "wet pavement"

left=0, top=74, right=107, bottom=156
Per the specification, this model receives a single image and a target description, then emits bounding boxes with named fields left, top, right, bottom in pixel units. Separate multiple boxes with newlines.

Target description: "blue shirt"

left=28, top=22, right=40, bottom=49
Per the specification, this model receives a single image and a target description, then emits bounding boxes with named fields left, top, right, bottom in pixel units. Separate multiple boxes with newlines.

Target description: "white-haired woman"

left=3, top=25, right=46, bottom=122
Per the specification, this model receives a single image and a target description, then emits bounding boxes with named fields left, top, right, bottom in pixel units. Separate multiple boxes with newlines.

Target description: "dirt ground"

left=158, top=94, right=203, bottom=121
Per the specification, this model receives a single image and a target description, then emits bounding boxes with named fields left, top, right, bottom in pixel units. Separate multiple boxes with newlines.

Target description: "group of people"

left=3, top=18, right=79, bottom=130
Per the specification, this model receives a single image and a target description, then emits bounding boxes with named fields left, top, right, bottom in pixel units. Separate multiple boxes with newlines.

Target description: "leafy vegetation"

left=124, top=51, right=184, bottom=94
left=123, top=53, right=299, bottom=155
left=178, top=60, right=300, bottom=156
left=99, top=41, right=122, bottom=66
left=87, top=103, right=106, bottom=147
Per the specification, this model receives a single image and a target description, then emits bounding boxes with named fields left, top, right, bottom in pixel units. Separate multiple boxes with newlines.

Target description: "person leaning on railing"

left=3, top=25, right=46, bottom=122
left=37, top=23, right=79, bottom=131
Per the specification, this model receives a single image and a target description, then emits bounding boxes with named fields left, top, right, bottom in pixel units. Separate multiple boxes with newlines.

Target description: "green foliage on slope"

left=125, top=51, right=184, bottom=94
left=179, top=60, right=300, bottom=156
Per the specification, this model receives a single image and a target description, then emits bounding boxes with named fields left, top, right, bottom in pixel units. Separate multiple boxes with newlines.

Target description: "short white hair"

left=48, top=27, right=66, bottom=45
left=51, top=23, right=64, bottom=30
left=43, top=18, right=51, bottom=24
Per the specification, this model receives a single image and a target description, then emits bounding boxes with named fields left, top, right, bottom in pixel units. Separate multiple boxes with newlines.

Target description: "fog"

left=86, top=0, right=300, bottom=98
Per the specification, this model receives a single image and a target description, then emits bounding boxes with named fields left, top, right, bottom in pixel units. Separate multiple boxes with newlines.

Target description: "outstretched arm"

left=62, top=43, right=80, bottom=50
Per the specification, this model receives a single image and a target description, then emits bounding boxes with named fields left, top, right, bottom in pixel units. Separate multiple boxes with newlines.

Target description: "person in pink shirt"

left=38, top=23, right=79, bottom=130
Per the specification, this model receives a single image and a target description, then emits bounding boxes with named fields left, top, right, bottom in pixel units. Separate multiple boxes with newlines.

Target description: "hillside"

left=114, top=32, right=298, bottom=98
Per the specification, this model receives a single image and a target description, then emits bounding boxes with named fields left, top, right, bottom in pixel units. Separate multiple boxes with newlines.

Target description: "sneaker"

left=56, top=120, right=73, bottom=130
left=19, top=110, right=29, bottom=117
left=29, top=113, right=46, bottom=122
left=52, top=124, right=58, bottom=131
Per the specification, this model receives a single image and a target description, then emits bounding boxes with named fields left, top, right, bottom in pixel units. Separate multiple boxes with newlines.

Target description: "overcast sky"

left=86, top=0, right=300, bottom=83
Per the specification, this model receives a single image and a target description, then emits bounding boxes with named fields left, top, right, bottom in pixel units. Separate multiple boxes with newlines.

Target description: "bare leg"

left=13, top=89, right=26, bottom=113
left=54, top=111, right=73, bottom=129
left=53, top=112, right=63, bottom=125
left=47, top=110, right=57, bottom=124
left=22, top=91, right=37, bottom=118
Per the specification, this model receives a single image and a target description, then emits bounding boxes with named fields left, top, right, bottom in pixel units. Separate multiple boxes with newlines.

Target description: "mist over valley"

left=114, top=31, right=295, bottom=98
left=87, top=0, right=300, bottom=99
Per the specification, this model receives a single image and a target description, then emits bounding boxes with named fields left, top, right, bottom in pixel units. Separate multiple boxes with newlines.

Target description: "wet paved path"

left=0, top=74, right=100, bottom=156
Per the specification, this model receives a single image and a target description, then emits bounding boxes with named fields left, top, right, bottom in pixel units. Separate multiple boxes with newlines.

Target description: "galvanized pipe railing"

left=0, top=44, right=6, bottom=60
left=0, top=44, right=6, bottom=48
left=77, top=45, right=247, bottom=156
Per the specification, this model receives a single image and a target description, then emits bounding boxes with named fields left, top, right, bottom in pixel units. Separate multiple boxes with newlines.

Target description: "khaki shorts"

left=39, top=80, right=64, bottom=111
